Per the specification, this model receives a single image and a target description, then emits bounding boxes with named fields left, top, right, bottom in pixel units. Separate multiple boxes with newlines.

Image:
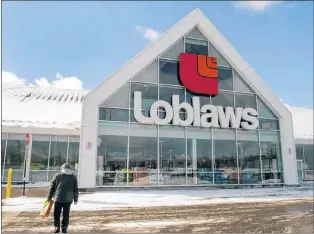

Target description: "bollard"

left=6, top=168, right=13, bottom=199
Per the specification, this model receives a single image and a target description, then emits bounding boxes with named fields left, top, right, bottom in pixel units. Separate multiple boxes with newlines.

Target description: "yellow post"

left=6, top=168, right=13, bottom=199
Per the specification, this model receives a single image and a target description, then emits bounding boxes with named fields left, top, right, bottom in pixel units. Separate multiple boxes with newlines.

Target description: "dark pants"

left=53, top=202, right=71, bottom=229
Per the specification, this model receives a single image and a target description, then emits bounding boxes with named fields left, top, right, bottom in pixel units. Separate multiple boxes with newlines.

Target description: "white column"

left=192, top=139, right=197, bottom=184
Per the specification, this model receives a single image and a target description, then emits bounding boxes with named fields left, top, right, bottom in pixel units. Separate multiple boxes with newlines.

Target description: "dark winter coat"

left=47, top=169, right=79, bottom=203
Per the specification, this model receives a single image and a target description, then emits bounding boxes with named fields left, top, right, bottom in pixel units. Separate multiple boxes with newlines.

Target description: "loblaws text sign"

left=133, top=53, right=258, bottom=130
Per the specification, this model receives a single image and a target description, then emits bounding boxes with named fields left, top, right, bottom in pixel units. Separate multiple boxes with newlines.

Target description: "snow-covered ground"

left=2, top=186, right=313, bottom=212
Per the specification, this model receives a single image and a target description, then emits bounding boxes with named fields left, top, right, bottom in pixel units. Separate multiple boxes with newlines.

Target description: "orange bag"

left=40, top=200, right=54, bottom=217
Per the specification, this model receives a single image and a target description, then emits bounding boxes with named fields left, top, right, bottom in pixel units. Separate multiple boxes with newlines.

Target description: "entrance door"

left=296, top=160, right=304, bottom=183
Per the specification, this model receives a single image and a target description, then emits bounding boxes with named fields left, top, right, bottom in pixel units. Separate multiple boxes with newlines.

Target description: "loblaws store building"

left=2, top=9, right=313, bottom=189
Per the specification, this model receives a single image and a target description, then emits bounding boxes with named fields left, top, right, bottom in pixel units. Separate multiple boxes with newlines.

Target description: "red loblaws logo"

left=179, top=53, right=218, bottom=96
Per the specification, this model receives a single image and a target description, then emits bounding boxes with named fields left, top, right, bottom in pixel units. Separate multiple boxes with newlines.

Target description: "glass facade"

left=295, top=144, right=314, bottom=180
left=96, top=27, right=286, bottom=186
left=1, top=134, right=80, bottom=182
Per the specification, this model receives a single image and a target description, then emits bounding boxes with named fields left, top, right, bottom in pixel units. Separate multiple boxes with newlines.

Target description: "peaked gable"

left=85, top=8, right=290, bottom=121
left=79, top=8, right=297, bottom=187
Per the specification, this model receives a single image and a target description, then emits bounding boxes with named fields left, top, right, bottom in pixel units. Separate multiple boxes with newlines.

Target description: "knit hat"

left=61, top=163, right=71, bottom=170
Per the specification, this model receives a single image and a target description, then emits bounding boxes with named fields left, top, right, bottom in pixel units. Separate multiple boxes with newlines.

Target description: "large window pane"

left=233, top=71, right=253, bottom=93
left=99, top=108, right=129, bottom=122
left=186, top=90, right=211, bottom=106
left=49, top=136, right=68, bottom=172
left=160, top=39, right=184, bottom=61
left=296, top=145, right=304, bottom=160
left=68, top=136, right=80, bottom=171
left=130, top=110, right=150, bottom=122
left=159, top=126, right=186, bottom=185
left=29, top=135, right=50, bottom=182
left=187, top=127, right=212, bottom=185
left=5, top=134, right=26, bottom=181
left=100, top=84, right=130, bottom=108
left=186, top=28, right=207, bottom=40
left=5, top=134, right=25, bottom=170
left=208, top=42, right=231, bottom=67
left=159, top=86, right=185, bottom=103
left=235, top=93, right=257, bottom=109
left=218, top=68, right=233, bottom=91
left=213, top=129, right=237, bottom=184
left=131, top=83, right=158, bottom=110
left=132, top=60, right=158, bottom=83
left=259, top=119, right=279, bottom=130
left=185, top=38, right=208, bottom=56
left=129, top=136, right=158, bottom=186
left=97, top=135, right=128, bottom=186
left=31, top=135, right=50, bottom=170
left=257, top=97, right=277, bottom=119
left=211, top=91, right=234, bottom=107
left=237, top=130, right=261, bottom=184
left=159, top=60, right=180, bottom=85
left=303, top=144, right=314, bottom=170
left=260, top=131, right=282, bottom=184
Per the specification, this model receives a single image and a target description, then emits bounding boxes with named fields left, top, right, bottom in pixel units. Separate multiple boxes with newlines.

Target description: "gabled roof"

left=83, top=8, right=291, bottom=122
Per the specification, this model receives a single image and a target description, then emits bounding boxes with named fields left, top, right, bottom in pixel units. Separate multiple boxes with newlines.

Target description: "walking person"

left=45, top=163, right=79, bottom=233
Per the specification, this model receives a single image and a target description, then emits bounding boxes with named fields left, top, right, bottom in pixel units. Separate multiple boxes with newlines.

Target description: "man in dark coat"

left=46, top=163, right=79, bottom=233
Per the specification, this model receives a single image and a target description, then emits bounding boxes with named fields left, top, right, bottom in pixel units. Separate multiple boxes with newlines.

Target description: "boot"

left=54, top=227, right=60, bottom=233
left=62, top=228, right=67, bottom=233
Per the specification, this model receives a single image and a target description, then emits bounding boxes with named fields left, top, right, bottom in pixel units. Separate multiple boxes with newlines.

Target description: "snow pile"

left=2, top=187, right=313, bottom=212
left=2, top=85, right=88, bottom=129
left=286, top=105, right=314, bottom=140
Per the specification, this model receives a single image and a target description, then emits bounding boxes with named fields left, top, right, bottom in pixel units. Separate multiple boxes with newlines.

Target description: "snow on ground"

left=2, top=186, right=313, bottom=212
left=1, top=182, right=50, bottom=188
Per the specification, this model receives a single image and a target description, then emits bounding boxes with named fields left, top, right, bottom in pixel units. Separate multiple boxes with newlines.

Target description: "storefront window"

left=68, top=136, right=80, bottom=171
left=132, top=60, right=158, bottom=83
left=100, top=84, right=130, bottom=108
left=186, top=28, right=207, bottom=40
left=259, top=119, right=279, bottom=130
left=186, top=90, right=211, bottom=106
left=131, top=83, right=158, bottom=110
left=97, top=135, right=128, bottom=186
left=29, top=135, right=50, bottom=182
left=4, top=134, right=26, bottom=181
left=99, top=108, right=129, bottom=122
left=208, top=42, right=231, bottom=67
left=235, top=93, right=257, bottom=110
left=187, top=127, right=212, bottom=185
left=160, top=39, right=184, bottom=61
left=260, top=131, right=283, bottom=184
left=159, top=126, right=186, bottom=185
left=159, top=86, right=185, bottom=103
left=159, top=60, right=180, bottom=86
left=296, top=144, right=304, bottom=160
left=213, top=129, right=237, bottom=184
left=218, top=68, right=233, bottom=91
left=185, top=38, right=208, bottom=56
left=211, top=91, right=234, bottom=107
left=129, top=136, right=157, bottom=185
left=233, top=71, right=253, bottom=93
left=257, top=97, right=277, bottom=119
left=303, top=144, right=314, bottom=170
left=237, top=130, right=261, bottom=184
left=49, top=136, right=68, bottom=180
